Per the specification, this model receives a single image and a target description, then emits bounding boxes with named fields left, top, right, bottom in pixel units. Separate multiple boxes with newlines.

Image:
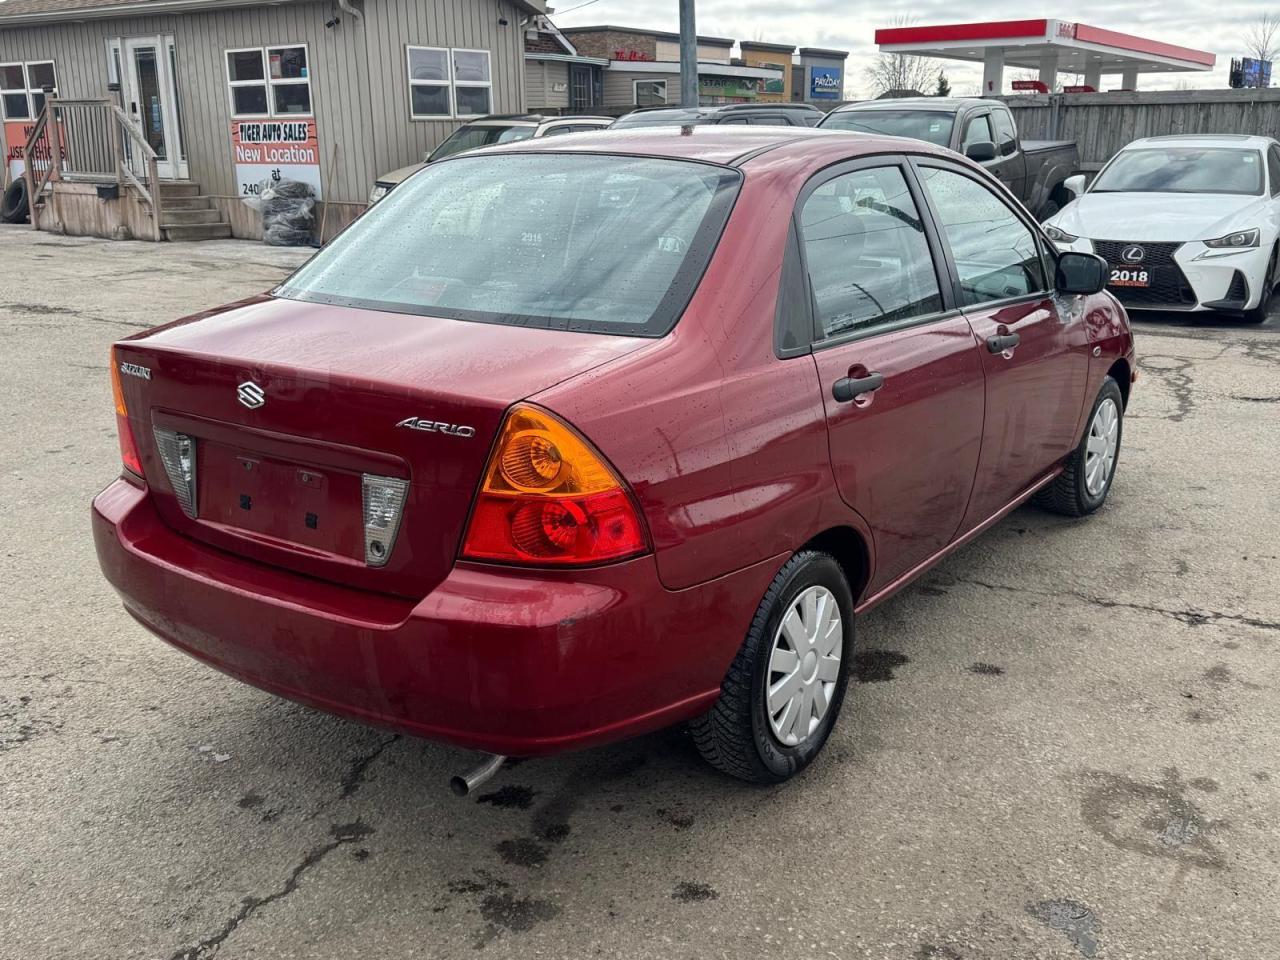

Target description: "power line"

left=554, top=0, right=604, bottom=15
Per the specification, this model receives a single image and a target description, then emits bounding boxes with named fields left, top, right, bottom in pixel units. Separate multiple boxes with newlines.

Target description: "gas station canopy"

left=874, top=19, right=1215, bottom=94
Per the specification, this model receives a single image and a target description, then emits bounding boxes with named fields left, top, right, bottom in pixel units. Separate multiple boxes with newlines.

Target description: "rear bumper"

left=93, top=479, right=778, bottom=756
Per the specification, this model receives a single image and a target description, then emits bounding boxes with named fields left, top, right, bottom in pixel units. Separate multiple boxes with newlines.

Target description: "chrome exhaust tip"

left=450, top=753, right=506, bottom=797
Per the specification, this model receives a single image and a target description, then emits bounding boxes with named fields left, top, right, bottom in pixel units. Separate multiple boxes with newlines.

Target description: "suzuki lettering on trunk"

left=92, top=127, right=1134, bottom=783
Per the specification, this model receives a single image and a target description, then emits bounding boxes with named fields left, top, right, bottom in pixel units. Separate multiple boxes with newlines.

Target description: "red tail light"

left=110, top=347, right=144, bottom=479
left=461, top=405, right=648, bottom=566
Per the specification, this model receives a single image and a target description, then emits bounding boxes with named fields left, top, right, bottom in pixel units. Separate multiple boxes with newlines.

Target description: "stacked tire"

left=1, top=179, right=29, bottom=224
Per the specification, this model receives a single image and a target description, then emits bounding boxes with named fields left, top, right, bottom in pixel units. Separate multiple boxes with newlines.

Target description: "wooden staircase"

left=159, top=182, right=232, bottom=242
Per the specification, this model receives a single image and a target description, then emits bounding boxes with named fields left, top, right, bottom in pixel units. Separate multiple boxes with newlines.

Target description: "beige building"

left=0, top=0, right=543, bottom=241
left=739, top=41, right=795, bottom=103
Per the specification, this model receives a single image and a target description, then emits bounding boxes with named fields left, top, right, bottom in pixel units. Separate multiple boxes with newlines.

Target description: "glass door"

left=119, top=36, right=186, bottom=179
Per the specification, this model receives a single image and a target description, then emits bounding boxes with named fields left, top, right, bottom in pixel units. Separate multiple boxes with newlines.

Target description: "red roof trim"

left=1073, top=24, right=1215, bottom=67
left=875, top=19, right=1048, bottom=45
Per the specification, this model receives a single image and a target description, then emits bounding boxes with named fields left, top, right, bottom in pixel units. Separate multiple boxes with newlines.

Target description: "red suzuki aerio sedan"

left=94, top=127, right=1134, bottom=784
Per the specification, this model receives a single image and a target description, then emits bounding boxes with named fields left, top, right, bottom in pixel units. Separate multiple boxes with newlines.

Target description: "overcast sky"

left=550, top=0, right=1265, bottom=98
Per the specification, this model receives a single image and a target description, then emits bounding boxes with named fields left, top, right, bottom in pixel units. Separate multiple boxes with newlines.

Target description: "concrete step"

left=158, top=181, right=201, bottom=198
left=163, top=194, right=216, bottom=211
left=164, top=222, right=232, bottom=242
left=161, top=208, right=222, bottom=227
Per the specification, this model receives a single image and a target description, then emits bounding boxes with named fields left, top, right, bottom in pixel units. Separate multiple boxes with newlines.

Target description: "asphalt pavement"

left=1, top=227, right=1277, bottom=960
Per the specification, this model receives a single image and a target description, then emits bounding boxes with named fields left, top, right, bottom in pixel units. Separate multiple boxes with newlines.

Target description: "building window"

left=226, top=45, right=312, bottom=118
left=1, top=61, right=57, bottom=120
left=452, top=49, right=492, bottom=117
left=634, top=79, right=667, bottom=106
left=407, top=46, right=492, bottom=119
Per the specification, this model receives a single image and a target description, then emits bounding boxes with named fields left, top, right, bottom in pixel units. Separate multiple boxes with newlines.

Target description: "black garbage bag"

left=243, top=177, right=315, bottom=246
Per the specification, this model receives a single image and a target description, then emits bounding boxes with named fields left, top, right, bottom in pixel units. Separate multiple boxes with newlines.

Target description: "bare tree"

left=864, top=14, right=938, bottom=97
left=1244, top=13, right=1280, bottom=62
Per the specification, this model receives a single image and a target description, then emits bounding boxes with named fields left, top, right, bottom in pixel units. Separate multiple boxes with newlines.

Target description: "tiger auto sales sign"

left=230, top=118, right=322, bottom=200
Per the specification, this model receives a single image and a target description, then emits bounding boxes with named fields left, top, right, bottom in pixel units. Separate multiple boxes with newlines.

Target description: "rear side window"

left=961, top=114, right=993, bottom=153
left=799, top=166, right=943, bottom=338
left=277, top=154, right=741, bottom=336
left=918, top=166, right=1045, bottom=305
left=992, top=109, right=1017, bottom=153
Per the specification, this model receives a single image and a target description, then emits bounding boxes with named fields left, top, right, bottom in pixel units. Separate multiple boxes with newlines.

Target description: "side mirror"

left=965, top=140, right=998, bottom=162
left=1056, top=252, right=1108, bottom=295
left=1064, top=174, right=1087, bottom=198
left=1000, top=137, right=1017, bottom=157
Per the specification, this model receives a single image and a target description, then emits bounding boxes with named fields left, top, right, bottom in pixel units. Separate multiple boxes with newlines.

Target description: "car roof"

left=1126, top=134, right=1275, bottom=150
left=831, top=97, right=983, bottom=113
left=473, top=124, right=950, bottom=169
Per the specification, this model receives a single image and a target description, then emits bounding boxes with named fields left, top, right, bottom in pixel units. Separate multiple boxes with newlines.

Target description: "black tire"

left=690, top=550, right=854, bottom=784
left=1035, top=376, right=1124, bottom=517
left=1242, top=246, right=1277, bottom=325
left=1038, top=199, right=1061, bottom=222
left=1, top=179, right=29, bottom=224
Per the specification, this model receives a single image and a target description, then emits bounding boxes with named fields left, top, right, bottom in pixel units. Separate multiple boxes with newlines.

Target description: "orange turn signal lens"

left=461, top=405, right=648, bottom=566
left=110, top=347, right=144, bottom=479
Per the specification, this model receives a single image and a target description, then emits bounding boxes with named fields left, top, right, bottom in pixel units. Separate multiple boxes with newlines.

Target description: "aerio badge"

left=396, top=417, right=475, bottom=438
left=1121, top=245, right=1146, bottom=263
left=237, top=381, right=266, bottom=409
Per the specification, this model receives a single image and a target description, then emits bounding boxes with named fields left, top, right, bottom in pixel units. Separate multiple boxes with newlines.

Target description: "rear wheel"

left=1242, top=246, right=1277, bottom=325
left=690, top=551, right=853, bottom=784
left=1035, top=376, right=1123, bottom=517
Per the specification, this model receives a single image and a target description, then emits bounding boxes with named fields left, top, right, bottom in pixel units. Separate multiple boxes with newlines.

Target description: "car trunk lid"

left=114, top=296, right=645, bottom=599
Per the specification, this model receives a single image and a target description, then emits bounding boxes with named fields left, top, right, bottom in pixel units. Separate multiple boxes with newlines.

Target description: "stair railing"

left=22, top=97, right=165, bottom=238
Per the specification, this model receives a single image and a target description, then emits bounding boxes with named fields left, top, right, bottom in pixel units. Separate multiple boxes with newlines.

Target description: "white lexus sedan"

left=1045, top=135, right=1280, bottom=323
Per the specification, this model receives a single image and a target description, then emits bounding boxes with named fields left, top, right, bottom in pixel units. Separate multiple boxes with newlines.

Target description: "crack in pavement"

left=169, top=735, right=399, bottom=958
left=168, top=820, right=374, bottom=960
left=938, top=577, right=1280, bottom=633
left=339, top=733, right=400, bottom=799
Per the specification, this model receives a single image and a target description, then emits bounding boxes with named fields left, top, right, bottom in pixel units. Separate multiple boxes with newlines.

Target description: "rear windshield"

left=1092, top=147, right=1264, bottom=195
left=276, top=153, right=741, bottom=336
left=428, top=124, right=534, bottom=162
left=820, top=110, right=955, bottom=147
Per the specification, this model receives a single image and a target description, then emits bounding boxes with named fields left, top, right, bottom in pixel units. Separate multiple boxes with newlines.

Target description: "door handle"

left=832, top=372, right=884, bottom=403
left=986, top=332, right=1020, bottom=354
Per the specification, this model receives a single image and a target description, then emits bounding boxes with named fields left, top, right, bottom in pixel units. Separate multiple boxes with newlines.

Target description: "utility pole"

left=679, top=0, right=697, bottom=106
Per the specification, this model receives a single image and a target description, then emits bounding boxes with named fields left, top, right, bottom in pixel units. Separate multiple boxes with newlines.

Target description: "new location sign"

left=230, top=119, right=322, bottom=199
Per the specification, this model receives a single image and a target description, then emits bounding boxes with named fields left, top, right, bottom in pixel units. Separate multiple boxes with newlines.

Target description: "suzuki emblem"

left=237, top=381, right=266, bottom=409
left=1121, top=245, right=1146, bottom=263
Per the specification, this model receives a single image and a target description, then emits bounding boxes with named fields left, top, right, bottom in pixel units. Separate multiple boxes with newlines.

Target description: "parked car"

left=95, top=127, right=1133, bottom=787
left=367, top=113, right=614, bottom=203
left=612, top=102, right=824, bottom=128
left=819, top=98, right=1078, bottom=220
left=1045, top=135, right=1280, bottom=323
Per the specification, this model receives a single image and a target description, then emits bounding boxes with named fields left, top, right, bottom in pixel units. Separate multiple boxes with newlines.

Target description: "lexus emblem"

left=237, top=381, right=265, bottom=409
left=1121, top=245, right=1146, bottom=263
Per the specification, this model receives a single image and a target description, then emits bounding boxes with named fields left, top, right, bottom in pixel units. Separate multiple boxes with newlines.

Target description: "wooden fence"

left=998, top=88, right=1280, bottom=169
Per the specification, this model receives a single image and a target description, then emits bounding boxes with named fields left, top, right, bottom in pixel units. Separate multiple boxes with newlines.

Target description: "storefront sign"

left=4, top=119, right=64, bottom=181
left=1012, top=79, right=1049, bottom=93
left=613, top=49, right=653, bottom=62
left=699, top=75, right=758, bottom=99
left=759, top=62, right=786, bottom=95
left=230, top=118, right=322, bottom=199
left=809, top=66, right=843, bottom=100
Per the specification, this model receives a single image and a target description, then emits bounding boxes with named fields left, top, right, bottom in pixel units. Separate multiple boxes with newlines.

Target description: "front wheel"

left=690, top=551, right=854, bottom=784
left=1035, top=376, right=1124, bottom=517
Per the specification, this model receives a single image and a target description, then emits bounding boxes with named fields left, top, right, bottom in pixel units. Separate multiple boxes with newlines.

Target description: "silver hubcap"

left=1084, top=397, right=1120, bottom=497
left=766, top=585, right=842, bottom=747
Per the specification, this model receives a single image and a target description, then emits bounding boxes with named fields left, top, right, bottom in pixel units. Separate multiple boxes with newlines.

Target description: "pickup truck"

left=819, top=97, right=1079, bottom=220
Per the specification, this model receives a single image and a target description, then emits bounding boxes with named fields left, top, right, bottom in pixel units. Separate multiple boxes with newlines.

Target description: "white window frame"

left=406, top=45, right=452, bottom=120
left=405, top=45, right=494, bottom=121
left=224, top=44, right=312, bottom=119
left=0, top=60, right=57, bottom=121
left=633, top=78, right=667, bottom=106
left=451, top=48, right=492, bottom=119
